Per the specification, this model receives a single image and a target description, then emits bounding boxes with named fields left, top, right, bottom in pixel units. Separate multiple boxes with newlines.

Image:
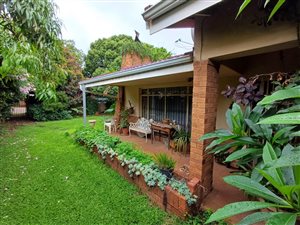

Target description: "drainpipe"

left=81, top=84, right=87, bottom=125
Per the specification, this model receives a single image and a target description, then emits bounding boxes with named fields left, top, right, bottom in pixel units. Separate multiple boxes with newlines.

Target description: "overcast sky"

left=55, top=0, right=193, bottom=55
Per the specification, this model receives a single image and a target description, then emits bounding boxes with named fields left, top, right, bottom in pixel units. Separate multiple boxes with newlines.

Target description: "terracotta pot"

left=122, top=127, right=129, bottom=136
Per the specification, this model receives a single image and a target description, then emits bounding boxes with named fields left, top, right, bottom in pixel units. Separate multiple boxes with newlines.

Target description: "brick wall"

left=115, top=52, right=152, bottom=122
left=121, top=52, right=151, bottom=69
left=91, top=146, right=195, bottom=218
left=189, top=60, right=219, bottom=198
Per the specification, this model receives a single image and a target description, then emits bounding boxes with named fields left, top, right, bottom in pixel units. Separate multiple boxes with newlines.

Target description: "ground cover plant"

left=74, top=126, right=197, bottom=205
left=0, top=116, right=183, bottom=225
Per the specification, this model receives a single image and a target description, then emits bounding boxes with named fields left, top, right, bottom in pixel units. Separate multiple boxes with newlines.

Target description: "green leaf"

left=249, top=105, right=264, bottom=122
left=278, top=105, right=300, bottom=113
left=236, top=0, right=252, bottom=19
left=199, top=129, right=232, bottom=141
left=266, top=212, right=297, bottom=225
left=271, top=150, right=300, bottom=168
left=263, top=142, right=284, bottom=185
left=235, top=136, right=261, bottom=145
left=224, top=175, right=289, bottom=205
left=205, top=201, right=278, bottom=224
left=259, top=113, right=300, bottom=124
left=237, top=212, right=284, bottom=225
left=251, top=161, right=265, bottom=182
left=245, top=119, right=264, bottom=136
left=205, top=135, right=237, bottom=150
left=225, top=148, right=260, bottom=162
left=258, top=86, right=300, bottom=105
left=264, top=0, right=271, bottom=7
left=272, top=126, right=296, bottom=144
left=208, top=141, right=241, bottom=154
left=291, top=131, right=300, bottom=137
left=226, top=109, right=233, bottom=130
left=267, top=0, right=286, bottom=22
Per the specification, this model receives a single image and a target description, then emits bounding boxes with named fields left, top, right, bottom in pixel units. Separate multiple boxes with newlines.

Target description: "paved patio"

left=113, top=132, right=248, bottom=224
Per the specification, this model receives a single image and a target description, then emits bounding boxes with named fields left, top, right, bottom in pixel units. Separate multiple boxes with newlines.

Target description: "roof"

left=142, top=0, right=222, bottom=34
left=79, top=52, right=193, bottom=87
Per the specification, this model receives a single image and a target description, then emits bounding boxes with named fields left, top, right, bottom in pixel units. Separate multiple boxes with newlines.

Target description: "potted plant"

left=119, top=109, right=129, bottom=135
left=173, top=129, right=190, bottom=155
left=153, top=153, right=176, bottom=180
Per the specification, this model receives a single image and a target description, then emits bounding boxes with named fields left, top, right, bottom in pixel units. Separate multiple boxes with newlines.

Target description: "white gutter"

left=143, top=0, right=222, bottom=34
left=142, top=0, right=187, bottom=21
left=79, top=53, right=192, bottom=86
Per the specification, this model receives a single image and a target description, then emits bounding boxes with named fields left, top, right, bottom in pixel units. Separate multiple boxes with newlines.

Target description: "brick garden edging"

left=91, top=146, right=200, bottom=218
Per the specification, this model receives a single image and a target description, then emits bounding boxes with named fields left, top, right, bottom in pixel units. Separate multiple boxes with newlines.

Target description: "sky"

left=55, top=0, right=193, bottom=55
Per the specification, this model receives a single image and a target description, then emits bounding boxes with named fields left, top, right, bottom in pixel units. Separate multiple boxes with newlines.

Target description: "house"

left=79, top=0, right=300, bottom=205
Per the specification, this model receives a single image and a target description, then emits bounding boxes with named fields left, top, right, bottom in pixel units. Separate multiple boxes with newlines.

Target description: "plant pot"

left=160, top=169, right=173, bottom=181
left=170, top=140, right=175, bottom=149
left=122, top=127, right=129, bottom=136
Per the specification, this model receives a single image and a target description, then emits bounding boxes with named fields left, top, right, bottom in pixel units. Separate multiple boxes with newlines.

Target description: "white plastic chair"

left=104, top=119, right=116, bottom=133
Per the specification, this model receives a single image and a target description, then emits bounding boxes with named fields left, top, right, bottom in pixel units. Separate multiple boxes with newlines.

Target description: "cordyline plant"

left=205, top=82, right=300, bottom=224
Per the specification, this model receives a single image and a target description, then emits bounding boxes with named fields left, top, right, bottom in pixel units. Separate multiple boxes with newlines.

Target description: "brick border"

left=91, top=146, right=198, bottom=218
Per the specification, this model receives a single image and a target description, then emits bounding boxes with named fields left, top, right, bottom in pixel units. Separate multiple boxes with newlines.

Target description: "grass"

left=0, top=116, right=180, bottom=225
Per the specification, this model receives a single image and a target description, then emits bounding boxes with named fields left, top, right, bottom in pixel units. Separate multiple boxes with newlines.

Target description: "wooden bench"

left=129, top=118, right=151, bottom=142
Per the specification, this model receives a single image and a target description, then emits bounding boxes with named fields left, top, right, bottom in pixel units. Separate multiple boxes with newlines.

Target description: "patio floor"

left=113, top=132, right=248, bottom=223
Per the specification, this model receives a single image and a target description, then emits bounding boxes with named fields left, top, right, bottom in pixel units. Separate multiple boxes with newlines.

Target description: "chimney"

left=121, top=52, right=152, bottom=70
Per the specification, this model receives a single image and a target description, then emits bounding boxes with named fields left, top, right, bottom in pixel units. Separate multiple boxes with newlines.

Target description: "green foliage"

left=237, top=0, right=287, bottom=21
left=206, top=77, right=300, bottom=224
left=168, top=178, right=197, bottom=205
left=185, top=210, right=228, bottom=225
left=200, top=102, right=298, bottom=173
left=173, top=129, right=190, bottom=155
left=0, top=0, right=66, bottom=100
left=27, top=104, right=72, bottom=121
left=119, top=109, right=130, bottom=128
left=27, top=91, right=74, bottom=121
left=153, top=153, right=176, bottom=170
left=83, top=34, right=171, bottom=77
left=86, top=96, right=98, bottom=116
left=74, top=125, right=197, bottom=206
left=258, top=85, right=300, bottom=124
left=0, top=75, right=22, bottom=121
left=115, top=142, right=153, bottom=165
left=206, top=143, right=300, bottom=224
left=74, top=126, right=120, bottom=149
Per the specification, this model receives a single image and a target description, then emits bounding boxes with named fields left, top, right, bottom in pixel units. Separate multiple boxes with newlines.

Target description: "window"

left=141, top=87, right=192, bottom=131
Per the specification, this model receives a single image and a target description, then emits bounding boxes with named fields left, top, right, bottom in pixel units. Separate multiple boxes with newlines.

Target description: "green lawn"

left=0, top=116, right=180, bottom=225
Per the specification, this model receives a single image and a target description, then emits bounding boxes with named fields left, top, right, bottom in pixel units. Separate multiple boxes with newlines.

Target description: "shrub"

left=115, top=142, right=153, bottom=165
left=86, top=96, right=98, bottom=115
left=27, top=104, right=72, bottom=121
left=0, top=76, right=22, bottom=121
left=152, top=153, right=176, bottom=170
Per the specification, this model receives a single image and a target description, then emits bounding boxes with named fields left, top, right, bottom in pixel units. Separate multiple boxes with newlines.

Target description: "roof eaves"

left=142, top=0, right=187, bottom=21
left=79, top=53, right=193, bottom=86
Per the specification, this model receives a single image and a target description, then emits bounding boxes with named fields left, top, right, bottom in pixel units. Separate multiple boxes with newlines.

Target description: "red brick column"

left=114, top=86, right=124, bottom=124
left=189, top=60, right=219, bottom=198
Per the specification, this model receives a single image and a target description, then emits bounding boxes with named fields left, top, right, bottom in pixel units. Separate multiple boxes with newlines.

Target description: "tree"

left=0, top=0, right=65, bottom=100
left=59, top=40, right=85, bottom=110
left=84, top=34, right=171, bottom=77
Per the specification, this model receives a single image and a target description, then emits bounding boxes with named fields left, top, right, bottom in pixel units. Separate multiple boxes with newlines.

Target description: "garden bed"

left=75, top=127, right=199, bottom=218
